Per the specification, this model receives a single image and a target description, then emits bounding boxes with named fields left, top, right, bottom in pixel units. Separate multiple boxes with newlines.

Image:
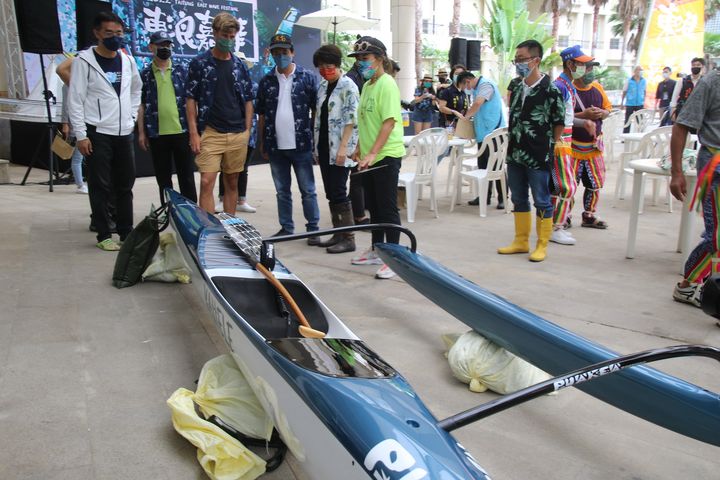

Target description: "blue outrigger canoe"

left=166, top=189, right=719, bottom=479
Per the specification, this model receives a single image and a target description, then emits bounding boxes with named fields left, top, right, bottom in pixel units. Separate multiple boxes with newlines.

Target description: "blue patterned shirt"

left=185, top=50, right=254, bottom=134
left=256, top=65, right=318, bottom=154
left=140, top=60, right=188, bottom=138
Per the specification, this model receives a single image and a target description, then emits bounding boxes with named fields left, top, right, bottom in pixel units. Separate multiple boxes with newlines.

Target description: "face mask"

left=319, top=67, right=337, bottom=81
left=358, top=60, right=376, bottom=80
left=439, top=76, right=447, bottom=83
left=571, top=64, right=586, bottom=80
left=155, top=47, right=171, bottom=60
left=662, top=72, right=670, bottom=79
left=582, top=72, right=595, bottom=84
left=215, top=37, right=235, bottom=53
left=515, top=62, right=531, bottom=78
left=464, top=89, right=474, bottom=96
left=691, top=67, right=702, bottom=75
left=423, top=82, right=432, bottom=88
left=273, top=54, right=292, bottom=70
left=102, top=35, right=123, bottom=51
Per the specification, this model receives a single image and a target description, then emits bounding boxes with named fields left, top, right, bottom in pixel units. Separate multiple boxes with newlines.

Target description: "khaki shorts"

left=195, top=126, right=249, bottom=174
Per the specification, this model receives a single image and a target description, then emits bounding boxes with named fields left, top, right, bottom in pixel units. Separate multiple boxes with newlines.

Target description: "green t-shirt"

left=153, top=61, right=183, bottom=136
left=358, top=73, right=406, bottom=164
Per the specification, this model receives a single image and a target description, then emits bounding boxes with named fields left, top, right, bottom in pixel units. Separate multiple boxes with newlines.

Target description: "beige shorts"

left=195, top=126, right=249, bottom=174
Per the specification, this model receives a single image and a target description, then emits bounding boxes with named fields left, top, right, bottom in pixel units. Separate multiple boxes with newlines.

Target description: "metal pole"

left=39, top=54, right=55, bottom=192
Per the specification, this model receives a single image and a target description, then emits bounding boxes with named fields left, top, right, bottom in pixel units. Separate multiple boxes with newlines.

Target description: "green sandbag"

left=112, top=205, right=168, bottom=288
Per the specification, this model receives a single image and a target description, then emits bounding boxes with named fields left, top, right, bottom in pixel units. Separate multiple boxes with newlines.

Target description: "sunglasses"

left=353, top=40, right=382, bottom=54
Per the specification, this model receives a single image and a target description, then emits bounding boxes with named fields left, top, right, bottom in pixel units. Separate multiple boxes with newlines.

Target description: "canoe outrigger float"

left=165, top=190, right=719, bottom=479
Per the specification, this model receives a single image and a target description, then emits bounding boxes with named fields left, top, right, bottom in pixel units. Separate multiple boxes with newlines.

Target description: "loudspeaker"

left=76, top=0, right=112, bottom=50
left=449, top=38, right=467, bottom=68
left=466, top=40, right=482, bottom=70
left=13, top=0, right=63, bottom=54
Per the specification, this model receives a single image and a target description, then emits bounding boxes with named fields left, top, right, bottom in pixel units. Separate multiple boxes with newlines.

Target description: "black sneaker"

left=307, top=236, right=322, bottom=246
left=468, top=197, right=480, bottom=206
left=271, top=228, right=293, bottom=238
left=496, top=202, right=505, bottom=210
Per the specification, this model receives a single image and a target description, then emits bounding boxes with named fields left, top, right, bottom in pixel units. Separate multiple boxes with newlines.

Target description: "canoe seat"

left=212, top=276, right=329, bottom=339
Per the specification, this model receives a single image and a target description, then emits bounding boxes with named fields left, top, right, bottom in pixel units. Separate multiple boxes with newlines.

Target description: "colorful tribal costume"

left=551, top=73, right=577, bottom=230
left=571, top=80, right=612, bottom=227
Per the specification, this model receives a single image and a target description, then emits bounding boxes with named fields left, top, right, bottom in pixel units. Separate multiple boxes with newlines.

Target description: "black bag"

left=112, top=205, right=169, bottom=288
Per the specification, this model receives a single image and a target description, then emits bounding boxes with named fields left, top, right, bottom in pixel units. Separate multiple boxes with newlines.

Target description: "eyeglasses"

left=512, top=56, right=537, bottom=65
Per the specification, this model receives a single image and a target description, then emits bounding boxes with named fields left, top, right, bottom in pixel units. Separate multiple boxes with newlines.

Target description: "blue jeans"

left=71, top=148, right=84, bottom=187
left=269, top=149, right=320, bottom=233
left=507, top=162, right=553, bottom=218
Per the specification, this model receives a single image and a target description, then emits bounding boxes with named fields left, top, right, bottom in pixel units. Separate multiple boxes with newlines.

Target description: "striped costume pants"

left=572, top=137, right=606, bottom=216
left=551, top=131, right=577, bottom=227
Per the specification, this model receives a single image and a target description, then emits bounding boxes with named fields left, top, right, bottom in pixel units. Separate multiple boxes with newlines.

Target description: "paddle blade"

left=299, top=325, right=326, bottom=339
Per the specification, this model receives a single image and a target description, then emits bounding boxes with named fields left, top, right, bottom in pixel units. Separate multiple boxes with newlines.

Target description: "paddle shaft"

left=256, top=263, right=325, bottom=338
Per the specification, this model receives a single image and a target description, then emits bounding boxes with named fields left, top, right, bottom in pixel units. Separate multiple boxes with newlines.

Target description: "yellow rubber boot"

left=498, top=212, right=532, bottom=254
left=529, top=216, right=553, bottom=262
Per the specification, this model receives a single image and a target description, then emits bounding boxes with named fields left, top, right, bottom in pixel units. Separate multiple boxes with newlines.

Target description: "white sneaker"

left=214, top=200, right=224, bottom=213
left=76, top=184, right=88, bottom=194
left=351, top=248, right=383, bottom=265
left=550, top=228, right=576, bottom=245
left=237, top=202, right=257, bottom=213
left=375, top=264, right=396, bottom=279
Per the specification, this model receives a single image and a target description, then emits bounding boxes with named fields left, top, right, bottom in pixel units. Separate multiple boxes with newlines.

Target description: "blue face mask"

left=358, top=60, right=376, bottom=80
left=515, top=62, right=531, bottom=78
left=102, top=35, right=124, bottom=51
left=273, top=54, right=292, bottom=70
left=464, top=89, right=474, bottom=96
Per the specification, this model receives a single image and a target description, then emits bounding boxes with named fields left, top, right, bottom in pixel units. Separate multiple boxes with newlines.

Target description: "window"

left=459, top=24, right=480, bottom=38
left=609, top=38, right=621, bottom=50
left=422, top=19, right=430, bottom=34
left=558, top=36, right=569, bottom=48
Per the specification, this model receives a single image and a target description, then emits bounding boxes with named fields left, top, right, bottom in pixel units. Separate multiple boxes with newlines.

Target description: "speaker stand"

left=20, top=54, right=58, bottom=192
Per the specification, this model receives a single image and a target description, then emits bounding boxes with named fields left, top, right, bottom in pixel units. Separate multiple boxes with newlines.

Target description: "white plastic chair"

left=399, top=128, right=449, bottom=223
left=602, top=110, right=623, bottom=166
left=452, top=127, right=509, bottom=217
left=445, top=139, right=476, bottom=196
left=623, top=108, right=655, bottom=133
left=613, top=126, right=673, bottom=213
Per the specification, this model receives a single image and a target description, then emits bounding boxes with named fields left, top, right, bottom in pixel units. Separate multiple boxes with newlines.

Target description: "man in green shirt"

left=138, top=31, right=196, bottom=203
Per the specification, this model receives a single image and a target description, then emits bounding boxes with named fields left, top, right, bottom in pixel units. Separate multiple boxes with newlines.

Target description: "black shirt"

left=655, top=79, right=676, bottom=108
left=207, top=57, right=245, bottom=133
left=438, top=84, right=469, bottom=126
left=93, top=49, right=122, bottom=96
left=318, top=80, right=338, bottom=159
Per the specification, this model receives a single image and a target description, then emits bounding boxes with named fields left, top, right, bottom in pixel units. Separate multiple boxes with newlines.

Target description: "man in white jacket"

left=68, top=11, right=142, bottom=251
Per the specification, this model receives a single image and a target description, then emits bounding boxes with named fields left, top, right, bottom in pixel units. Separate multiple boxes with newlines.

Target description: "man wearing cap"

left=138, top=31, right=196, bottom=204
left=549, top=45, right=597, bottom=246
left=571, top=61, right=612, bottom=229
left=186, top=12, right=254, bottom=215
left=256, top=34, right=320, bottom=241
left=621, top=65, right=646, bottom=133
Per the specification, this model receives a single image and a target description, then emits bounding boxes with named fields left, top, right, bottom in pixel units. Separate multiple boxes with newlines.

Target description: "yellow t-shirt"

left=358, top=73, right=406, bottom=164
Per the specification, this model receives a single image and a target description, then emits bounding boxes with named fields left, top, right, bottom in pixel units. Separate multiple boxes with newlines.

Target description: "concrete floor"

left=0, top=157, right=718, bottom=480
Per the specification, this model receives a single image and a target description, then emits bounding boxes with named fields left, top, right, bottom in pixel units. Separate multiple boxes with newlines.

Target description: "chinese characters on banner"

left=637, top=0, right=705, bottom=106
left=136, top=0, right=258, bottom=61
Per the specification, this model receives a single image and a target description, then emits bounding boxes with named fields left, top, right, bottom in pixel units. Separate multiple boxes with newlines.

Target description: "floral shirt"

left=506, top=75, right=566, bottom=170
left=256, top=64, right=318, bottom=154
left=140, top=60, right=188, bottom=138
left=184, top=50, right=254, bottom=134
left=313, top=75, right=359, bottom=167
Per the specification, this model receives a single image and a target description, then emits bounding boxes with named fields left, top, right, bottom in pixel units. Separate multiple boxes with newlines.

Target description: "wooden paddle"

left=217, top=214, right=325, bottom=339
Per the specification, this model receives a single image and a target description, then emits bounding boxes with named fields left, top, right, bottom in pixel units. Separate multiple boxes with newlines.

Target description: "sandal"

left=581, top=216, right=608, bottom=229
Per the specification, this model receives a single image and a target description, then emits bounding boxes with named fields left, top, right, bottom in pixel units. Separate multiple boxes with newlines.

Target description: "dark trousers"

left=623, top=105, right=644, bottom=133
left=318, top=150, right=350, bottom=205
left=350, top=166, right=366, bottom=219
left=363, top=156, right=402, bottom=245
left=86, top=126, right=135, bottom=241
left=148, top=132, right=197, bottom=204
left=477, top=148, right=502, bottom=201
left=219, top=147, right=252, bottom=198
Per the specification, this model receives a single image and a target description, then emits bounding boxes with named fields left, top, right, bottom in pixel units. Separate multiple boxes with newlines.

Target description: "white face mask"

left=662, top=72, right=670, bottom=79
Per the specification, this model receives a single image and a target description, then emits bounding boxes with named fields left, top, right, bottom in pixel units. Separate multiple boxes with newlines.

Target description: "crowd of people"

left=59, top=10, right=720, bottom=297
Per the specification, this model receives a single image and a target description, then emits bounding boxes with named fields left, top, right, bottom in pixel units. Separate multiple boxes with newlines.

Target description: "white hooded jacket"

left=67, top=47, right=142, bottom=141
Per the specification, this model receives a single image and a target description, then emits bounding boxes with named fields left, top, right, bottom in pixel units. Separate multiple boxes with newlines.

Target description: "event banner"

left=637, top=0, right=705, bottom=107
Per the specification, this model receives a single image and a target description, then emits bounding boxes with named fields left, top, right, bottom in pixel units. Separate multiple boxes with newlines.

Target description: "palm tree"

left=613, top=0, right=648, bottom=71
left=541, top=0, right=572, bottom=51
left=450, top=0, right=462, bottom=37
left=589, top=0, right=609, bottom=55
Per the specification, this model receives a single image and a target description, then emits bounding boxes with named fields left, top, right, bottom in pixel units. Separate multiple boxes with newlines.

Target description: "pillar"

left=391, top=0, right=416, bottom=100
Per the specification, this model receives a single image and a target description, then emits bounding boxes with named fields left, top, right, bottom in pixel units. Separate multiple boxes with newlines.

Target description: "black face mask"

left=691, top=67, right=702, bottom=75
left=156, top=47, right=172, bottom=60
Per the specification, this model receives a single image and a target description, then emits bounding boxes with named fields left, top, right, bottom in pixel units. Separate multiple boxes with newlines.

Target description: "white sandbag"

left=193, top=354, right=274, bottom=442
left=445, top=331, right=551, bottom=394
left=142, top=231, right=191, bottom=283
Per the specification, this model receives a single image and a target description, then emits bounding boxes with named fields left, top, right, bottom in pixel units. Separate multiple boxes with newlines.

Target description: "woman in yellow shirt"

left=349, top=36, right=406, bottom=280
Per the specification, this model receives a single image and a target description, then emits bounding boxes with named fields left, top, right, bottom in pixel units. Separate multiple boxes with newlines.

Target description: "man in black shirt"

left=655, top=66, right=676, bottom=126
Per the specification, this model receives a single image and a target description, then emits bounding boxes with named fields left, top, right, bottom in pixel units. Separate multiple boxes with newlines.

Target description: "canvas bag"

left=112, top=204, right=168, bottom=288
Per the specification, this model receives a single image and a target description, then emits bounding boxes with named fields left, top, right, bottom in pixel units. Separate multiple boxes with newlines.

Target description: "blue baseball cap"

left=560, top=45, right=594, bottom=63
